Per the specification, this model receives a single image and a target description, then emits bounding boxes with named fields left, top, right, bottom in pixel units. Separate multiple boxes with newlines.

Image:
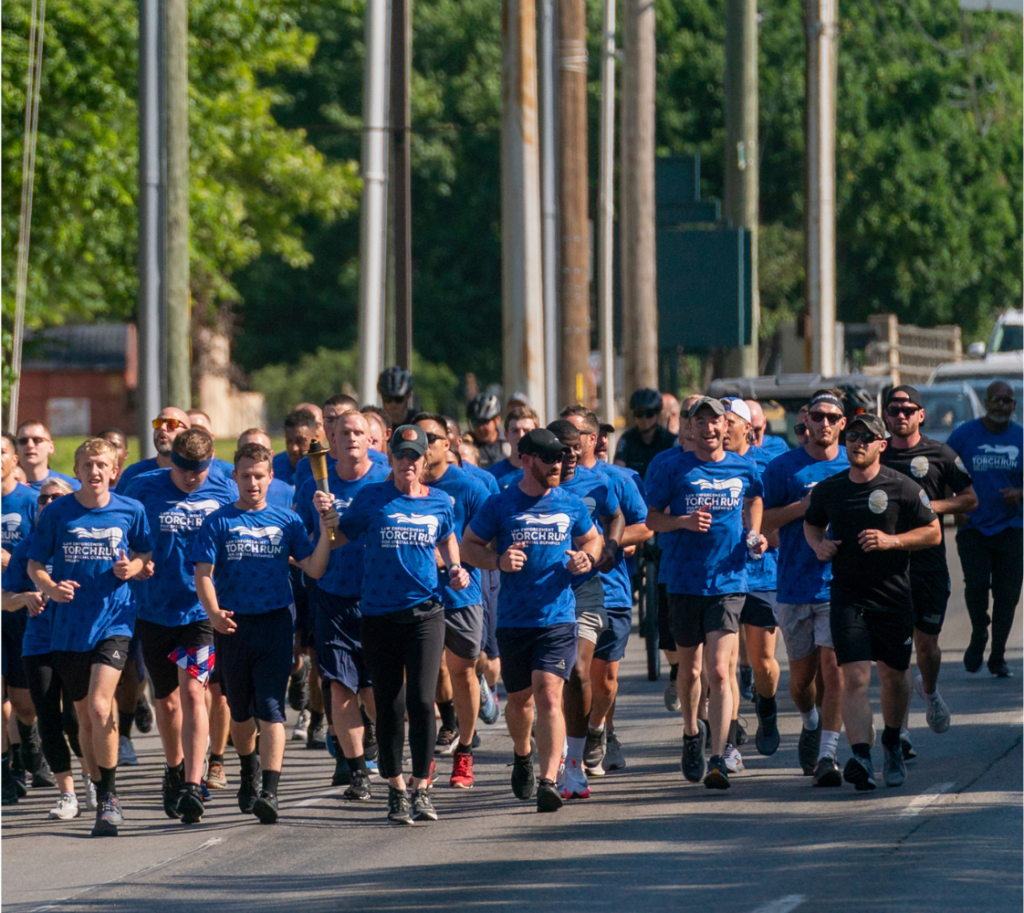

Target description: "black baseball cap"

left=390, top=424, right=428, bottom=457
left=518, top=429, right=570, bottom=461
left=599, top=422, right=615, bottom=434
left=885, top=385, right=922, bottom=407
left=847, top=413, right=886, bottom=438
left=689, top=396, right=727, bottom=418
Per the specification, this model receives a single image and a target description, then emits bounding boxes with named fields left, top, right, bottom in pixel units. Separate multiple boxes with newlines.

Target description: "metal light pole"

left=597, top=0, right=616, bottom=427
left=391, top=0, right=413, bottom=372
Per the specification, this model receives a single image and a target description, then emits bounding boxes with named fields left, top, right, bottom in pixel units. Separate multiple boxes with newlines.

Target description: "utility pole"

left=621, top=0, right=658, bottom=398
left=805, top=0, right=837, bottom=375
left=391, top=0, right=413, bottom=372
left=501, top=0, right=547, bottom=417
left=557, top=0, right=590, bottom=408
left=725, top=0, right=760, bottom=377
left=539, top=0, right=559, bottom=423
left=164, top=0, right=191, bottom=409
left=597, top=0, right=616, bottom=427
left=358, top=0, right=391, bottom=404
left=138, top=0, right=163, bottom=457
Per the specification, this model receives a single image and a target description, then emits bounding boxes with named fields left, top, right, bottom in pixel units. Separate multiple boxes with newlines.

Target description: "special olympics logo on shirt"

left=974, top=444, right=1019, bottom=471
left=382, top=512, right=440, bottom=548
left=512, top=512, right=572, bottom=545
left=63, top=526, right=124, bottom=562
left=159, top=498, right=221, bottom=533
left=868, top=490, right=889, bottom=514
left=685, top=477, right=744, bottom=512
left=225, top=525, right=285, bottom=559
left=910, top=456, right=930, bottom=478
left=1, top=513, right=22, bottom=545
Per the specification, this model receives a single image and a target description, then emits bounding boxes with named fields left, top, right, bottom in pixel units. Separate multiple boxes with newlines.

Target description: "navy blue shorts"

left=216, top=607, right=293, bottom=724
left=741, top=592, right=778, bottom=630
left=291, top=567, right=315, bottom=649
left=480, top=568, right=500, bottom=659
left=497, top=623, right=578, bottom=695
left=1, top=608, right=28, bottom=689
left=313, top=588, right=371, bottom=694
left=594, top=607, right=632, bottom=663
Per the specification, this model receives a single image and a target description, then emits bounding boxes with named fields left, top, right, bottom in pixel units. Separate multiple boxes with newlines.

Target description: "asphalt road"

left=2, top=539, right=1021, bottom=913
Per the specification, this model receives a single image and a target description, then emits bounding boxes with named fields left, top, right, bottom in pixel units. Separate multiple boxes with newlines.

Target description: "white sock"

left=589, top=721, right=605, bottom=734
left=924, top=685, right=941, bottom=703
left=818, top=729, right=840, bottom=761
left=566, top=736, right=586, bottom=766
left=800, top=707, right=820, bottom=731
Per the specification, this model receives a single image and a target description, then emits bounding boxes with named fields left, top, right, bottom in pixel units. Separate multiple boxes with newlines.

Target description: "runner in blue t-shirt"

left=414, top=413, right=492, bottom=789
left=294, top=411, right=389, bottom=800
left=192, top=441, right=336, bottom=826
left=947, top=380, right=1023, bottom=677
left=761, top=388, right=850, bottom=785
left=14, top=421, right=80, bottom=497
left=114, top=407, right=193, bottom=492
left=646, top=397, right=766, bottom=792
left=27, top=438, right=152, bottom=837
left=275, top=406, right=323, bottom=486
left=3, top=432, right=37, bottom=569
left=123, top=428, right=238, bottom=824
left=330, top=424, right=469, bottom=826
left=2, top=476, right=86, bottom=820
left=463, top=428, right=602, bottom=814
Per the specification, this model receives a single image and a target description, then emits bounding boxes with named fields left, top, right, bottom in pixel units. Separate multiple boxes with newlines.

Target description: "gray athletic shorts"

left=444, top=604, right=485, bottom=661
left=776, top=601, right=833, bottom=661
left=572, top=576, right=607, bottom=645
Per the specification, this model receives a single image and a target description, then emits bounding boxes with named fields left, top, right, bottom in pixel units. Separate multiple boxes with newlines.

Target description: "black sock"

left=851, top=742, right=871, bottom=761
left=455, top=743, right=473, bottom=756
left=669, top=663, right=679, bottom=681
left=438, top=700, right=457, bottom=732
left=727, top=719, right=738, bottom=745
left=98, top=765, right=117, bottom=797
left=329, top=734, right=342, bottom=757
left=881, top=726, right=901, bottom=750
left=309, top=709, right=324, bottom=731
left=758, top=694, right=778, bottom=717
left=119, top=711, right=134, bottom=740
left=209, top=753, right=224, bottom=766
left=261, top=769, right=281, bottom=796
left=17, top=721, right=40, bottom=772
left=239, top=750, right=258, bottom=777
left=514, top=750, right=532, bottom=762
left=9, top=746, right=24, bottom=776
left=346, top=753, right=367, bottom=773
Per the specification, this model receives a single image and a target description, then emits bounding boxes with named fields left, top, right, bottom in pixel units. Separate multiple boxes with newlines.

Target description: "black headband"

left=171, top=451, right=213, bottom=472
left=809, top=393, right=843, bottom=411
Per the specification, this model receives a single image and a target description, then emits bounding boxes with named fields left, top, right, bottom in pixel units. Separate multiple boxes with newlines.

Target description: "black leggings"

left=361, top=608, right=445, bottom=781
left=957, top=526, right=1024, bottom=664
left=22, top=653, right=81, bottom=775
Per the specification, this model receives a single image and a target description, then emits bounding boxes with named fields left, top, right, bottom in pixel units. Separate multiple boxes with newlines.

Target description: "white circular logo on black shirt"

left=919, top=489, right=931, bottom=509
left=954, top=456, right=967, bottom=473
left=910, top=456, right=929, bottom=478
left=868, top=489, right=889, bottom=514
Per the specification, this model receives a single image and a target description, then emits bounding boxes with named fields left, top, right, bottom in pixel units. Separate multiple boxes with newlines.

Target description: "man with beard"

left=116, top=408, right=192, bottom=492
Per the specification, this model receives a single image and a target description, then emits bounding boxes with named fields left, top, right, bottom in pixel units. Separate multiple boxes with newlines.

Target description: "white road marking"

left=899, top=781, right=955, bottom=817
left=30, top=837, right=225, bottom=912
left=749, top=896, right=806, bottom=913
left=292, top=787, right=344, bottom=807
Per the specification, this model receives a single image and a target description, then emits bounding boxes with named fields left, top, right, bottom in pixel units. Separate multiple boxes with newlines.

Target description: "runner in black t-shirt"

left=804, top=413, right=941, bottom=791
left=614, top=389, right=677, bottom=480
left=880, top=386, right=977, bottom=754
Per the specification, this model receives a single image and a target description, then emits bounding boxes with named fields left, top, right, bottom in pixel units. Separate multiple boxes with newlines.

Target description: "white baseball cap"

left=723, top=398, right=752, bottom=423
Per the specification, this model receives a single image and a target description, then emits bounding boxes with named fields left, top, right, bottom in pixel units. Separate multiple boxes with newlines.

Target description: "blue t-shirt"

left=191, top=504, right=314, bottom=615
left=738, top=446, right=778, bottom=592
left=293, top=449, right=389, bottom=492
left=646, top=451, right=763, bottom=596
left=2, top=535, right=53, bottom=657
left=429, top=466, right=490, bottom=609
left=266, top=477, right=296, bottom=511
left=487, top=458, right=514, bottom=481
left=469, top=485, right=593, bottom=628
left=594, top=462, right=648, bottom=609
left=116, top=457, right=159, bottom=492
left=947, top=419, right=1023, bottom=536
left=644, top=447, right=687, bottom=586
left=25, top=469, right=79, bottom=495
left=27, top=493, right=152, bottom=651
left=760, top=435, right=790, bottom=460
left=338, top=483, right=455, bottom=616
left=2, top=483, right=37, bottom=552
left=272, top=451, right=295, bottom=486
left=123, top=469, right=239, bottom=627
left=465, top=462, right=501, bottom=496
left=494, top=467, right=524, bottom=492
left=560, top=465, right=620, bottom=590
left=294, top=462, right=391, bottom=599
left=761, top=447, right=849, bottom=605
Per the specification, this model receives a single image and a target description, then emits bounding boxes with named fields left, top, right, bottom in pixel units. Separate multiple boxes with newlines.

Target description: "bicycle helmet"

left=467, top=393, right=502, bottom=424
left=377, top=366, right=413, bottom=398
left=629, top=388, right=663, bottom=413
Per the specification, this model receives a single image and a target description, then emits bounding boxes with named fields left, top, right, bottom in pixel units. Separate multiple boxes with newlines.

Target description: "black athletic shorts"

left=312, top=588, right=371, bottom=694
left=52, top=636, right=132, bottom=704
left=136, top=617, right=215, bottom=700
left=216, top=607, right=293, bottom=724
left=830, top=603, right=914, bottom=671
left=667, top=593, right=745, bottom=649
left=910, top=572, right=951, bottom=637
left=740, top=592, right=778, bottom=630
left=291, top=567, right=315, bottom=649
left=1, top=608, right=29, bottom=690
left=497, top=623, right=578, bottom=694
left=656, top=583, right=677, bottom=652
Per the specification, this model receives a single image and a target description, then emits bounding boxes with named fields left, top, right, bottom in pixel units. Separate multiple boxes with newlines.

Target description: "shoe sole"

left=413, top=810, right=438, bottom=822
left=449, top=780, right=474, bottom=790
left=49, top=809, right=82, bottom=820
left=604, top=761, right=626, bottom=772
left=884, top=774, right=906, bottom=788
left=252, top=798, right=279, bottom=824
left=434, top=744, right=458, bottom=757
left=344, top=791, right=372, bottom=801
left=90, top=824, right=119, bottom=836
left=560, top=788, right=591, bottom=799
left=843, top=770, right=877, bottom=792
left=206, top=780, right=228, bottom=790
left=388, top=815, right=414, bottom=825
left=703, top=769, right=730, bottom=790
left=584, top=764, right=606, bottom=777
left=813, top=769, right=842, bottom=788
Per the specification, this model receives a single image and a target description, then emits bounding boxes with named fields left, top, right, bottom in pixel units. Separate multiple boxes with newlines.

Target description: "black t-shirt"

left=614, top=425, right=677, bottom=480
left=880, top=436, right=973, bottom=576
left=805, top=464, right=938, bottom=614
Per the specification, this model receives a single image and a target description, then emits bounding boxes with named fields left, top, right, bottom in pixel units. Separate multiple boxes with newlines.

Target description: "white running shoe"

left=723, top=743, right=744, bottom=774
left=82, top=773, right=98, bottom=811
left=118, top=735, right=139, bottom=766
left=914, top=675, right=951, bottom=734
left=48, top=792, right=80, bottom=820
left=560, top=758, right=591, bottom=799
left=292, top=708, right=311, bottom=742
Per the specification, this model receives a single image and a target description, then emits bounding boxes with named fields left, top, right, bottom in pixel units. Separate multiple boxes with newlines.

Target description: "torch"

left=306, top=440, right=335, bottom=542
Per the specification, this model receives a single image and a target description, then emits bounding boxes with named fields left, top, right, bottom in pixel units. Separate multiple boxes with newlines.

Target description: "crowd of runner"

left=1, top=367, right=1020, bottom=832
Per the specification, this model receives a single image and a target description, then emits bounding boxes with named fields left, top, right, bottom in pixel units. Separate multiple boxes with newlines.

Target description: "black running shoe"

left=332, top=756, right=352, bottom=787
left=843, top=755, right=877, bottom=791
left=701, top=718, right=711, bottom=753
left=91, top=794, right=123, bottom=837
left=511, top=752, right=536, bottom=800
left=963, top=641, right=985, bottom=674
left=435, top=726, right=459, bottom=756
left=162, top=765, right=184, bottom=819
left=1, top=760, right=18, bottom=807
left=703, top=755, right=731, bottom=790
left=306, top=718, right=327, bottom=751
left=387, top=786, right=413, bottom=825
left=288, top=655, right=310, bottom=712
left=900, top=734, right=917, bottom=761
left=135, top=694, right=154, bottom=734
left=536, top=778, right=562, bottom=813
left=362, top=719, right=378, bottom=762
left=411, top=788, right=438, bottom=821
left=177, top=784, right=205, bottom=824
left=31, top=758, right=57, bottom=789
left=988, top=659, right=1012, bottom=678
left=755, top=697, right=780, bottom=756
left=344, top=769, right=371, bottom=801
left=681, top=729, right=707, bottom=783
left=735, top=719, right=747, bottom=746
left=253, top=791, right=279, bottom=824
left=797, top=720, right=822, bottom=775
left=812, top=756, right=842, bottom=787
left=237, top=765, right=261, bottom=815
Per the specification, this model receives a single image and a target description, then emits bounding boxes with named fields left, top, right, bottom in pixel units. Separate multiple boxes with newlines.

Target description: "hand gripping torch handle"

left=307, top=441, right=335, bottom=542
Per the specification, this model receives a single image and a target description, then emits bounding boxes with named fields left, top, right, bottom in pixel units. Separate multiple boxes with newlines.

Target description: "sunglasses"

left=794, top=423, right=807, bottom=435
left=633, top=408, right=660, bottom=419
left=392, top=450, right=422, bottom=461
left=808, top=411, right=843, bottom=425
left=424, top=432, right=444, bottom=445
left=533, top=453, right=566, bottom=465
left=37, top=492, right=62, bottom=504
left=886, top=405, right=920, bottom=417
left=17, top=435, right=50, bottom=446
left=989, top=395, right=1016, bottom=405
left=845, top=430, right=879, bottom=444
left=152, top=418, right=186, bottom=432
left=382, top=395, right=406, bottom=405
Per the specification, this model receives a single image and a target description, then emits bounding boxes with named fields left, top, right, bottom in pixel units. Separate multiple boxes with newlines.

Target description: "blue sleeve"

left=572, top=498, right=595, bottom=538
left=601, top=482, right=620, bottom=517
left=288, top=514, right=315, bottom=562
left=191, top=517, right=221, bottom=566
left=338, top=488, right=372, bottom=540
left=618, top=476, right=647, bottom=525
left=761, top=458, right=785, bottom=509
left=2, top=541, right=32, bottom=591
left=946, top=425, right=966, bottom=457
left=437, top=501, right=455, bottom=541
left=128, top=505, right=153, bottom=553
left=295, top=480, right=317, bottom=535
left=27, top=507, right=56, bottom=565
left=465, top=480, right=489, bottom=524
left=746, top=466, right=763, bottom=500
left=645, top=462, right=672, bottom=511
left=468, top=495, right=499, bottom=542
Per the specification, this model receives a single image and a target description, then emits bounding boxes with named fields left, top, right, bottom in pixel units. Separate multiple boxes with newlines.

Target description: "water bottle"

left=746, top=530, right=763, bottom=561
